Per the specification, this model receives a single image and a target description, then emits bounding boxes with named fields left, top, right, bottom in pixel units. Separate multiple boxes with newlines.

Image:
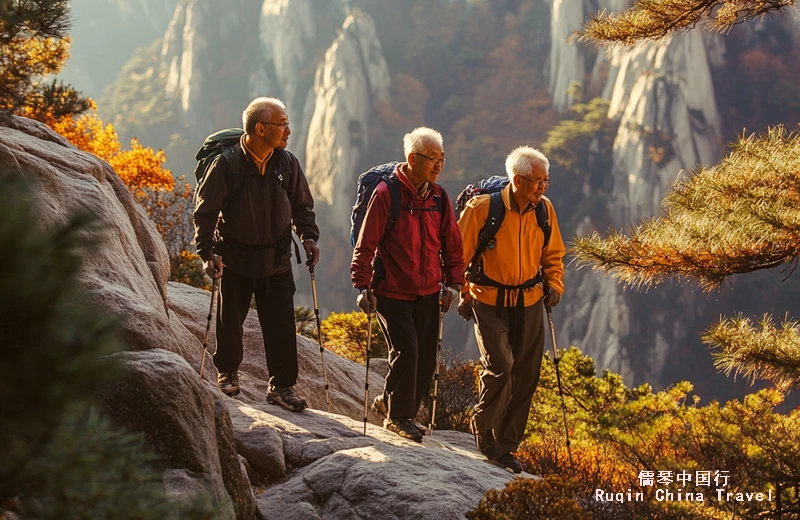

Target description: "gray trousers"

left=472, top=299, right=545, bottom=454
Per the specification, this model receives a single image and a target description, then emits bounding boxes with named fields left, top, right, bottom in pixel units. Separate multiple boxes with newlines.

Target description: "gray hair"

left=403, top=127, right=444, bottom=157
left=505, top=146, right=550, bottom=180
left=242, top=97, right=286, bottom=134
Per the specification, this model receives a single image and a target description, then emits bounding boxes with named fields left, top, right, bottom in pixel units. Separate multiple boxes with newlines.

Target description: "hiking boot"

left=371, top=394, right=387, bottom=417
left=373, top=397, right=427, bottom=437
left=493, top=453, right=523, bottom=474
left=267, top=385, right=307, bottom=412
left=470, top=416, right=500, bottom=459
left=217, top=372, right=240, bottom=397
left=383, top=418, right=423, bottom=443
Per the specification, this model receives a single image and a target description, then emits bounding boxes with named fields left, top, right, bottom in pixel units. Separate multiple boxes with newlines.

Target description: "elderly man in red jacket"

left=351, top=127, right=465, bottom=443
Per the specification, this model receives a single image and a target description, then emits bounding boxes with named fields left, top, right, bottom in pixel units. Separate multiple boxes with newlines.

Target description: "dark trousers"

left=376, top=293, right=440, bottom=421
left=213, top=267, right=298, bottom=388
left=472, top=299, right=545, bottom=454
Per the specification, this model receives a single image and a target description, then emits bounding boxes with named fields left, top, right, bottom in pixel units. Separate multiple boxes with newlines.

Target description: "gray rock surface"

left=230, top=401, right=528, bottom=519
left=0, top=116, right=198, bottom=361
left=100, top=349, right=256, bottom=520
left=555, top=28, right=723, bottom=386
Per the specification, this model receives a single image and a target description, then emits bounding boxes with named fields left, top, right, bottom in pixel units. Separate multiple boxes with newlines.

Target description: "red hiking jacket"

left=351, top=165, right=465, bottom=300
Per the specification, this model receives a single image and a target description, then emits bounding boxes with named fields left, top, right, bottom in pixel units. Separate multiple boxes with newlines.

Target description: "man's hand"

left=303, top=239, right=320, bottom=267
left=544, top=290, right=561, bottom=308
left=457, top=296, right=473, bottom=321
left=356, top=289, right=377, bottom=314
left=440, top=286, right=458, bottom=312
left=204, top=255, right=223, bottom=279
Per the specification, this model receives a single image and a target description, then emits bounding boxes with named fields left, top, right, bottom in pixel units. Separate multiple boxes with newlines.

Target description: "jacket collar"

left=395, top=162, right=434, bottom=199
left=502, top=183, right=535, bottom=215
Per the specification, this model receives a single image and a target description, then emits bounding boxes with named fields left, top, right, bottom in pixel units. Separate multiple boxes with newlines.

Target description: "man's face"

left=514, top=163, right=550, bottom=205
left=256, top=107, right=290, bottom=149
left=410, top=141, right=446, bottom=184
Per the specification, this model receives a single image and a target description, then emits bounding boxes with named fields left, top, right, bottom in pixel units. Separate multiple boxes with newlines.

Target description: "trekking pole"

left=199, top=277, right=218, bottom=379
left=429, top=284, right=445, bottom=435
left=309, top=266, right=332, bottom=413
left=363, top=308, right=374, bottom=436
left=545, top=301, right=574, bottom=470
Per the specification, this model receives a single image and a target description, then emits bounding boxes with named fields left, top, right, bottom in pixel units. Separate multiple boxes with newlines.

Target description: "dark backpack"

left=455, top=175, right=551, bottom=287
left=193, top=128, right=244, bottom=184
left=193, top=128, right=291, bottom=199
left=349, top=162, right=402, bottom=247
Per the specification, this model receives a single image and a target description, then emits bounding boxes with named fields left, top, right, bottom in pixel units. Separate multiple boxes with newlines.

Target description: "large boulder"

left=99, top=349, right=257, bottom=520
left=226, top=399, right=527, bottom=519
left=0, top=116, right=199, bottom=362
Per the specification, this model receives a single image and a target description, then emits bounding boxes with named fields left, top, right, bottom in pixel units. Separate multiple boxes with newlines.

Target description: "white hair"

left=242, top=97, right=286, bottom=134
left=505, top=146, right=550, bottom=180
left=403, top=127, right=444, bottom=157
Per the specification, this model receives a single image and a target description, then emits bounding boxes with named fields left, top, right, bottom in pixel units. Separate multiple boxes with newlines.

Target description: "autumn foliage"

left=466, top=347, right=800, bottom=519
left=320, top=311, right=387, bottom=364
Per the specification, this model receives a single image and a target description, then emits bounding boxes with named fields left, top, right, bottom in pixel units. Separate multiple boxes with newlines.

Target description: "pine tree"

left=0, top=1, right=87, bottom=114
left=579, top=0, right=795, bottom=45
left=574, top=1, right=800, bottom=391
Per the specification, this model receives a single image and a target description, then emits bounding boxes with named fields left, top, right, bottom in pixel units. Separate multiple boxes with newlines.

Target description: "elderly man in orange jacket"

left=457, top=145, right=565, bottom=474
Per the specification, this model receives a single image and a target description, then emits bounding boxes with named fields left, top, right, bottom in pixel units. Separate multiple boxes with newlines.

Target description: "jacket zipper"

left=420, top=203, right=426, bottom=288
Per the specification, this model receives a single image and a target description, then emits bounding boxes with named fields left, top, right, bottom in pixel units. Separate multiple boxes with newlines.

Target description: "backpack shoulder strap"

left=435, top=183, right=448, bottom=215
left=475, top=191, right=505, bottom=256
left=219, top=146, right=245, bottom=204
left=273, top=148, right=292, bottom=192
left=535, top=198, right=551, bottom=250
left=383, top=174, right=402, bottom=225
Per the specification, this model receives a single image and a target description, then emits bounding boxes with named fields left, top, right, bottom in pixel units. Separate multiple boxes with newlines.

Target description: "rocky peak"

left=162, top=0, right=261, bottom=129
left=304, top=10, right=391, bottom=238
left=607, top=30, right=722, bottom=227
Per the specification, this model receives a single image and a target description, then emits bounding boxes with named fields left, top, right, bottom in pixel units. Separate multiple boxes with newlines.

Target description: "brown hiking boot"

left=217, top=371, right=240, bottom=397
left=384, top=418, right=423, bottom=443
left=267, top=385, right=307, bottom=412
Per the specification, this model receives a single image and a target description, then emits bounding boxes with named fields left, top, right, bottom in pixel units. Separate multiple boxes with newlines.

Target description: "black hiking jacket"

left=193, top=145, right=319, bottom=278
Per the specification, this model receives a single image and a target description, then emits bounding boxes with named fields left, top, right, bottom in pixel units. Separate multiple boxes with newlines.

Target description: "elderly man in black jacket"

left=194, top=97, right=320, bottom=412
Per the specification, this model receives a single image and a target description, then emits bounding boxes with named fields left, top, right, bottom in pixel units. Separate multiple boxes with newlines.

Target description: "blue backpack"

left=350, top=162, right=401, bottom=247
left=350, top=162, right=451, bottom=247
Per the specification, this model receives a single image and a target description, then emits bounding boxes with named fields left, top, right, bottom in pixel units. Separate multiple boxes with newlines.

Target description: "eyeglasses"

left=414, top=152, right=446, bottom=167
left=259, top=120, right=290, bottom=130
left=518, top=176, right=550, bottom=189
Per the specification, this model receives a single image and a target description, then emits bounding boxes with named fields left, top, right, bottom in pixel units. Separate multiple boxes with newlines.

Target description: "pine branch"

left=704, top=314, right=800, bottom=391
left=572, top=125, right=800, bottom=290
left=578, top=0, right=795, bottom=46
